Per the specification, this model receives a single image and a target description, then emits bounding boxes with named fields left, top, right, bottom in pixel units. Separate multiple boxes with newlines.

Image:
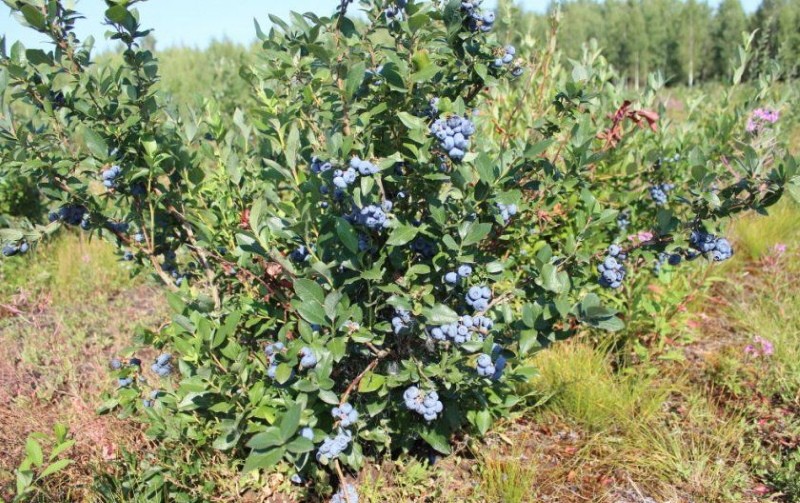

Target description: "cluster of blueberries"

left=384, top=0, right=406, bottom=20
left=161, top=250, right=187, bottom=287
left=143, top=390, right=160, bottom=408
left=410, top=237, right=437, bottom=258
left=430, top=115, right=476, bottom=162
left=475, top=353, right=495, bottom=377
left=649, top=183, right=675, bottom=206
left=316, top=428, right=353, bottom=463
left=496, top=202, right=518, bottom=224
left=444, top=264, right=473, bottom=284
left=689, top=231, right=733, bottom=262
left=299, top=347, right=318, bottom=369
left=2, top=241, right=29, bottom=257
left=151, top=353, right=173, bottom=377
left=290, top=245, right=310, bottom=263
left=364, top=65, right=384, bottom=86
left=351, top=204, right=391, bottom=231
left=461, top=1, right=495, bottom=32
left=616, top=209, right=631, bottom=231
left=492, top=45, right=515, bottom=68
left=265, top=342, right=286, bottom=379
left=331, top=483, right=359, bottom=503
left=391, top=307, right=413, bottom=335
left=111, top=356, right=142, bottom=387
left=492, top=45, right=524, bottom=77
left=332, top=402, right=359, bottom=427
left=49, top=204, right=88, bottom=227
left=429, top=314, right=494, bottom=345
left=476, top=348, right=506, bottom=379
left=655, top=154, right=681, bottom=168
left=311, top=156, right=392, bottom=232
left=598, top=244, right=627, bottom=289
left=107, top=221, right=129, bottom=234
left=102, top=165, right=123, bottom=189
left=427, top=97, right=440, bottom=118
left=465, top=285, right=492, bottom=312
left=316, top=403, right=359, bottom=464
left=653, top=251, right=682, bottom=274
left=403, top=386, right=443, bottom=422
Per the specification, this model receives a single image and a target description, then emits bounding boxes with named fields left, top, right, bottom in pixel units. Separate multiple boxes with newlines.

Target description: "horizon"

left=2, top=0, right=762, bottom=53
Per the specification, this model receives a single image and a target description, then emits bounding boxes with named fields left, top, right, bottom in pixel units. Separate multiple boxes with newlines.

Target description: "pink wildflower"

left=746, top=108, right=780, bottom=134
left=754, top=336, right=774, bottom=356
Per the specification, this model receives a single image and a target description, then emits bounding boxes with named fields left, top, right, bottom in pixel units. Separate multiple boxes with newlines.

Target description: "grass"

left=1, top=202, right=798, bottom=501
left=0, top=233, right=166, bottom=501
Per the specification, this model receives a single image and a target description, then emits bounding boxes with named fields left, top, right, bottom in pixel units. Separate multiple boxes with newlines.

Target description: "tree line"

left=499, top=0, right=800, bottom=86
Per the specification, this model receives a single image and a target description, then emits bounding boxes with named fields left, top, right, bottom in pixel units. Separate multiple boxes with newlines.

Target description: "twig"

left=339, top=354, right=385, bottom=405
left=333, top=459, right=353, bottom=503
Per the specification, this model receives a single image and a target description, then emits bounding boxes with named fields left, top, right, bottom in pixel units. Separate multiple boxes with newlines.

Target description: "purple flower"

left=754, top=336, right=774, bottom=356
left=745, top=336, right=774, bottom=358
left=746, top=108, right=780, bottom=134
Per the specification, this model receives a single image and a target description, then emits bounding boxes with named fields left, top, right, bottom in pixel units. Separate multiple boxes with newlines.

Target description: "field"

left=1, top=1, right=800, bottom=502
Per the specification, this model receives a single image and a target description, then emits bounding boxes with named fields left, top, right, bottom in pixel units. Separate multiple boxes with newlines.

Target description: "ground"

left=1, top=202, right=798, bottom=502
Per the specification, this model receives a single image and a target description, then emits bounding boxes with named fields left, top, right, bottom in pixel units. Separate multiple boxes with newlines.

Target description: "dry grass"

left=0, top=233, right=167, bottom=501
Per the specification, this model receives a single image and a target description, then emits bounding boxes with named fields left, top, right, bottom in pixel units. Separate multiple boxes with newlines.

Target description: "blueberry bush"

left=1, top=0, right=798, bottom=499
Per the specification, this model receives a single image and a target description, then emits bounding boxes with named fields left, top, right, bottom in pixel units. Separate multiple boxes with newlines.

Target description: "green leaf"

left=423, top=304, right=459, bottom=325
left=212, top=427, right=241, bottom=451
left=420, top=428, right=451, bottom=454
left=386, top=224, right=418, bottom=246
left=25, top=439, right=43, bottom=467
left=294, top=279, right=324, bottom=305
left=523, top=138, right=555, bottom=158
left=39, top=459, right=72, bottom=479
left=540, top=264, right=568, bottom=293
left=345, top=61, right=366, bottom=100
left=246, top=427, right=285, bottom=450
left=285, top=123, right=300, bottom=170
left=285, top=436, right=314, bottom=454
left=462, top=222, right=492, bottom=246
left=518, top=329, right=539, bottom=355
left=242, top=448, right=284, bottom=473
left=79, top=126, right=108, bottom=159
left=20, top=5, right=46, bottom=30
left=105, top=5, right=130, bottom=23
left=297, top=302, right=328, bottom=326
left=357, top=372, right=385, bottom=393
left=336, top=218, right=359, bottom=253
left=279, top=403, right=302, bottom=442
left=397, top=111, right=427, bottom=131
left=473, top=409, right=492, bottom=435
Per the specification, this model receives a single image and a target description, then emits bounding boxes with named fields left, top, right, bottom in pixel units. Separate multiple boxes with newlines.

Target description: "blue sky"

left=2, top=0, right=762, bottom=52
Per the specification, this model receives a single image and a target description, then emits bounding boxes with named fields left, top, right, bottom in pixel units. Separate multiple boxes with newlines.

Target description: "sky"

left=1, top=0, right=762, bottom=52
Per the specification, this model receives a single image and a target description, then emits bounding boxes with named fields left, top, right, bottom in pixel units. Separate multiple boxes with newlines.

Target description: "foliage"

left=0, top=0, right=796, bottom=499
left=13, top=424, right=74, bottom=502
